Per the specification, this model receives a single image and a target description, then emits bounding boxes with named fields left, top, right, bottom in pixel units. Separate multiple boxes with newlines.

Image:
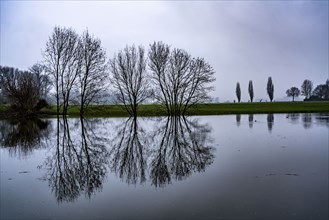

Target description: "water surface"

left=1, top=114, right=328, bottom=219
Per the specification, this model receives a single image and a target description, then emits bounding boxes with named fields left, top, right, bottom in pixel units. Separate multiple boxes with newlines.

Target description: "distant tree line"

left=286, top=79, right=329, bottom=101
left=1, top=26, right=215, bottom=117
left=233, top=77, right=328, bottom=103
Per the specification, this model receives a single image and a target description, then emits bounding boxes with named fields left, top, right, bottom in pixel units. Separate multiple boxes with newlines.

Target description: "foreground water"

left=0, top=113, right=328, bottom=219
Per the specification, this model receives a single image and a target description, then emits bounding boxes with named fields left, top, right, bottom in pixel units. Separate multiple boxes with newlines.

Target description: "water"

left=1, top=113, right=328, bottom=219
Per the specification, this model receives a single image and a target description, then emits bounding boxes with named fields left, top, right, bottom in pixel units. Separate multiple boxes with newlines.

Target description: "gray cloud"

left=1, top=1, right=328, bottom=101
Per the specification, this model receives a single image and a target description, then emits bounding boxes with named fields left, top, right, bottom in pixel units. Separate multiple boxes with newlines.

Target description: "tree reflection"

left=236, top=114, right=241, bottom=127
left=248, top=114, right=254, bottom=129
left=315, top=113, right=329, bottom=128
left=150, top=116, right=215, bottom=187
left=108, top=116, right=215, bottom=188
left=108, top=117, right=148, bottom=185
left=286, top=113, right=300, bottom=124
left=44, top=117, right=109, bottom=203
left=267, top=114, right=274, bottom=132
left=0, top=118, right=51, bottom=157
left=287, top=113, right=328, bottom=128
left=302, top=113, right=312, bottom=129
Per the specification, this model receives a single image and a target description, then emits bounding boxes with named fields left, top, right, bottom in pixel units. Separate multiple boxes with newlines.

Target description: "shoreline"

left=0, top=101, right=328, bottom=118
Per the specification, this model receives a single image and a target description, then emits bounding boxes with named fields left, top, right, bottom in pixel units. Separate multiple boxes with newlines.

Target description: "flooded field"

left=1, top=113, right=328, bottom=219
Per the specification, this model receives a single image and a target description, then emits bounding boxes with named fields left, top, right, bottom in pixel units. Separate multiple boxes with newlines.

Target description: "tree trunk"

left=80, top=95, right=84, bottom=117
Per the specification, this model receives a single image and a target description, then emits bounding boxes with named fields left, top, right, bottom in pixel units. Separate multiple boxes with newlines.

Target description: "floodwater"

left=0, top=113, right=328, bottom=219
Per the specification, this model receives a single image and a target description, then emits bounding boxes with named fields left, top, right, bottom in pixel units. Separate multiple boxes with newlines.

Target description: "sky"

left=1, top=0, right=328, bottom=102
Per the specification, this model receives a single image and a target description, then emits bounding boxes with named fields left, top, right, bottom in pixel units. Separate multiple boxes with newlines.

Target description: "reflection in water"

left=0, top=118, right=51, bottom=157
left=315, top=114, right=329, bottom=128
left=150, top=117, right=215, bottom=187
left=41, top=116, right=215, bottom=202
left=267, top=114, right=274, bottom=132
left=248, top=114, right=254, bottom=128
left=287, top=113, right=329, bottom=129
left=109, top=116, right=215, bottom=187
left=302, top=113, right=312, bottom=129
left=286, top=113, right=300, bottom=123
left=43, top=117, right=109, bottom=202
left=108, top=117, right=148, bottom=185
left=1, top=114, right=328, bottom=219
left=236, top=114, right=241, bottom=126
left=1, top=116, right=215, bottom=201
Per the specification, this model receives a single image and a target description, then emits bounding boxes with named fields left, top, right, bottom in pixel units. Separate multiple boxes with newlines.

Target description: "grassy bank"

left=0, top=101, right=328, bottom=118
left=187, top=101, right=329, bottom=115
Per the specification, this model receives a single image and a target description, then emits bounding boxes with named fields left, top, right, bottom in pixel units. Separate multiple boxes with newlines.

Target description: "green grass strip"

left=0, top=101, right=328, bottom=118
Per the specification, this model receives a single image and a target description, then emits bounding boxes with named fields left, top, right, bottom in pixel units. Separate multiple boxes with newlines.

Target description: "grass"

left=0, top=101, right=328, bottom=118
left=39, top=104, right=167, bottom=117
left=0, top=104, right=9, bottom=117
left=186, top=101, right=329, bottom=115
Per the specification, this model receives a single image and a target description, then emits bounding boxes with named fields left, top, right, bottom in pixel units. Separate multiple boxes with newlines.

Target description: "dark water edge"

left=1, top=113, right=328, bottom=219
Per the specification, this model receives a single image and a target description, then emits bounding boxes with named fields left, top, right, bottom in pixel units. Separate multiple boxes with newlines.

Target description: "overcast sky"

left=1, top=0, right=328, bottom=102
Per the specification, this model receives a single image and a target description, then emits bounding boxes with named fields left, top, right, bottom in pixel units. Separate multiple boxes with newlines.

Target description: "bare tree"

left=78, top=30, right=107, bottom=116
left=148, top=41, right=215, bottom=115
left=286, top=87, right=300, bottom=101
left=300, top=79, right=313, bottom=100
left=267, top=77, right=274, bottom=102
left=29, top=63, right=52, bottom=100
left=109, top=45, right=150, bottom=117
left=2, top=70, right=40, bottom=116
left=312, top=80, right=329, bottom=100
left=236, top=82, right=241, bottom=103
left=44, top=26, right=80, bottom=115
left=1, top=66, right=49, bottom=116
left=148, top=42, right=171, bottom=113
left=248, top=80, right=254, bottom=102
left=0, top=66, right=16, bottom=104
left=60, top=35, right=81, bottom=116
left=312, top=85, right=326, bottom=99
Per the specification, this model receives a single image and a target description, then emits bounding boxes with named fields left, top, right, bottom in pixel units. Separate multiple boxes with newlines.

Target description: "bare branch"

left=78, top=30, right=108, bottom=116
left=148, top=42, right=215, bottom=116
left=109, top=45, right=151, bottom=117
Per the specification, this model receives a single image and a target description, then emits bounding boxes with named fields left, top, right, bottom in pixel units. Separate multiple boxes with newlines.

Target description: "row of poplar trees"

left=235, top=77, right=274, bottom=103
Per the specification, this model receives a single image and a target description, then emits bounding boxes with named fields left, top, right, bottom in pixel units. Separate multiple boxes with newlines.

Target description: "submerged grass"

left=0, top=101, right=328, bottom=118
